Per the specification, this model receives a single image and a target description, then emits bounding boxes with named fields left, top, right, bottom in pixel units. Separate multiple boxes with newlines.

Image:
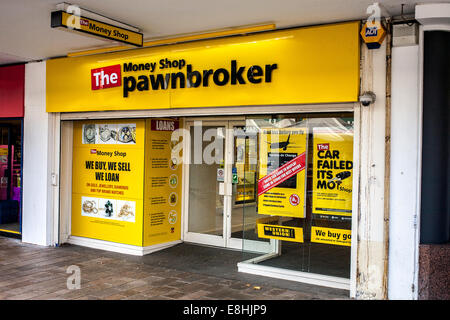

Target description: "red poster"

left=257, top=152, right=306, bottom=196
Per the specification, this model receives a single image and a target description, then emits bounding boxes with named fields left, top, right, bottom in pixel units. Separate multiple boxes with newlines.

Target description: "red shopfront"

left=0, top=64, right=24, bottom=237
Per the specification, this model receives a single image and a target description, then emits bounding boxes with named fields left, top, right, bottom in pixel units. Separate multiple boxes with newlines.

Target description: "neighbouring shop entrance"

left=0, top=120, right=22, bottom=236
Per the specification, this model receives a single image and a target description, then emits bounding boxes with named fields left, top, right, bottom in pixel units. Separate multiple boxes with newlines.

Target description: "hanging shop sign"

left=51, top=10, right=143, bottom=47
left=257, top=224, right=304, bottom=243
left=257, top=128, right=307, bottom=218
left=360, top=21, right=386, bottom=49
left=46, top=21, right=360, bottom=112
left=311, top=226, right=351, bottom=246
left=312, top=128, right=353, bottom=221
left=143, top=119, right=182, bottom=246
left=71, top=120, right=145, bottom=246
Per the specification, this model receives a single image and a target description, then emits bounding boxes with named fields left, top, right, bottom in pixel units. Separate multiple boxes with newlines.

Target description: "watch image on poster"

left=257, top=128, right=308, bottom=218
left=82, top=123, right=137, bottom=145
left=312, top=127, right=353, bottom=221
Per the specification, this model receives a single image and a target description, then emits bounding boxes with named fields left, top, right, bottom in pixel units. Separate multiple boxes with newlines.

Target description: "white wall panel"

left=22, top=61, right=55, bottom=246
left=388, top=45, right=420, bottom=299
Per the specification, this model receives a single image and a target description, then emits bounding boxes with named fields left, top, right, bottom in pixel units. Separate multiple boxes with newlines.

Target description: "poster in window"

left=312, top=128, right=353, bottom=221
left=257, top=128, right=307, bottom=218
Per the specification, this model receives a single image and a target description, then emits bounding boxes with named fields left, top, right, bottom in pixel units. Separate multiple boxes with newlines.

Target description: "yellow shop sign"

left=51, top=11, right=143, bottom=47
left=47, top=22, right=360, bottom=113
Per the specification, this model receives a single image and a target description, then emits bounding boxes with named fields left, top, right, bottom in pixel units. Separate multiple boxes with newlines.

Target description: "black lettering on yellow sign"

left=316, top=148, right=353, bottom=191
left=85, top=160, right=132, bottom=182
left=263, top=226, right=295, bottom=239
left=122, top=60, right=278, bottom=97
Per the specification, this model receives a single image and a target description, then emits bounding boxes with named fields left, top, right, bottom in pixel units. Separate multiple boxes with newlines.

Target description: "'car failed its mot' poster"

left=312, top=127, right=353, bottom=221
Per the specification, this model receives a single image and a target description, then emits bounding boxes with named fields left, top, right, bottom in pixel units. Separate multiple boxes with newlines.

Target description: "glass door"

left=184, top=121, right=227, bottom=247
left=227, top=121, right=272, bottom=253
left=184, top=119, right=272, bottom=252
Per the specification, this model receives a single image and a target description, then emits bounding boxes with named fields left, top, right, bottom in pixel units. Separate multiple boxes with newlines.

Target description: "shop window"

left=241, top=113, right=354, bottom=278
left=0, top=121, right=22, bottom=235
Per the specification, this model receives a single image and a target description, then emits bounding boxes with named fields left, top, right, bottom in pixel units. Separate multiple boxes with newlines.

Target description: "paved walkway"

left=0, top=236, right=350, bottom=300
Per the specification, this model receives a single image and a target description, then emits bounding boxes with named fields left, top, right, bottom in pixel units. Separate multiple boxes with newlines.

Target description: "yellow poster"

left=143, top=119, right=182, bottom=246
left=257, top=224, right=304, bottom=243
left=312, top=128, right=353, bottom=220
left=71, top=120, right=145, bottom=246
left=311, top=226, right=351, bottom=246
left=257, top=128, right=307, bottom=218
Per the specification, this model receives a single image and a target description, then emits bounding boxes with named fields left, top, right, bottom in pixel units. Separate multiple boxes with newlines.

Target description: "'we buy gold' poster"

left=257, top=128, right=307, bottom=218
left=312, top=128, right=353, bottom=220
left=71, top=120, right=145, bottom=246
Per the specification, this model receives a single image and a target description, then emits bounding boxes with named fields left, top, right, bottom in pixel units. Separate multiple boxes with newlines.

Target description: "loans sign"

left=143, top=119, right=182, bottom=246
left=51, top=10, right=143, bottom=47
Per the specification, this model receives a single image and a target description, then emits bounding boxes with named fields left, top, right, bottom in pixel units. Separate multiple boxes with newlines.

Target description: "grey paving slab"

left=0, top=236, right=350, bottom=300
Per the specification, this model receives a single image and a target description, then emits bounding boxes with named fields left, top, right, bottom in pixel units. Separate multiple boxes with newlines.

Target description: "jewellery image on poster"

left=81, top=196, right=136, bottom=222
left=118, top=203, right=135, bottom=218
left=82, top=199, right=98, bottom=214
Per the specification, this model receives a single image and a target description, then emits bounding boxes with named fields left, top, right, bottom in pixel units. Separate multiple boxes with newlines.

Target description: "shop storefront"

left=0, top=64, right=24, bottom=237
left=43, top=21, right=378, bottom=293
left=3, top=1, right=441, bottom=300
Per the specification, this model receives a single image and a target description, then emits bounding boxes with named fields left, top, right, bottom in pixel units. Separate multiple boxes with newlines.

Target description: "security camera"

left=359, top=91, right=376, bottom=106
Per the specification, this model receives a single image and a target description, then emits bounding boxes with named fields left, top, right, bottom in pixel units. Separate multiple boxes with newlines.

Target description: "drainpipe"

left=382, top=18, right=392, bottom=300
